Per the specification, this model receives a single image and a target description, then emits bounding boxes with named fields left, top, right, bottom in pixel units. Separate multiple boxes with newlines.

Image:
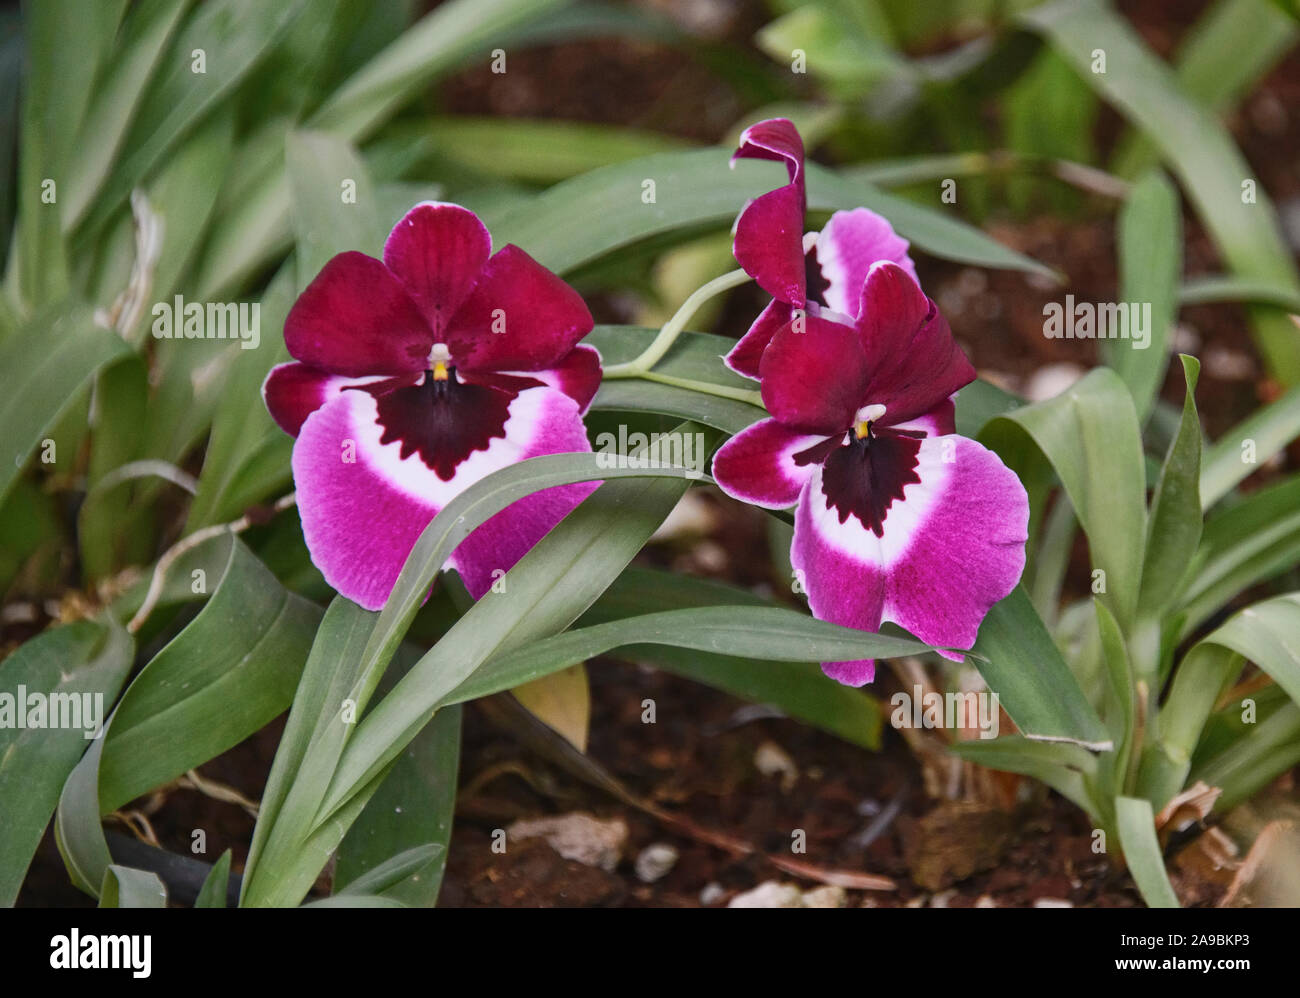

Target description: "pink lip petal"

left=792, top=474, right=888, bottom=686
left=711, top=417, right=830, bottom=510
left=816, top=208, right=917, bottom=318
left=291, top=382, right=597, bottom=611
left=791, top=432, right=1028, bottom=685
left=883, top=435, right=1029, bottom=657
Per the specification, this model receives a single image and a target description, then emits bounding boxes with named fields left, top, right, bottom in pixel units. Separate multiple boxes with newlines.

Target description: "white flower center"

left=854, top=403, right=886, bottom=439
left=428, top=342, right=451, bottom=381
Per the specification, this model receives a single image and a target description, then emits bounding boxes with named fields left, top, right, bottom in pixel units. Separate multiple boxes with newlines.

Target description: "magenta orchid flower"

left=712, top=262, right=1029, bottom=686
left=263, top=202, right=602, bottom=610
left=726, top=118, right=919, bottom=379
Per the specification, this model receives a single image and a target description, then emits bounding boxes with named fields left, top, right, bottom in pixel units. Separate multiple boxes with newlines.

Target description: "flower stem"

left=639, top=370, right=764, bottom=408
left=604, top=267, right=751, bottom=378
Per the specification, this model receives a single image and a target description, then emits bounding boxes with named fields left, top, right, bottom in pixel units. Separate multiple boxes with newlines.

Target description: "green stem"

left=638, top=370, right=764, bottom=408
left=604, top=268, right=751, bottom=378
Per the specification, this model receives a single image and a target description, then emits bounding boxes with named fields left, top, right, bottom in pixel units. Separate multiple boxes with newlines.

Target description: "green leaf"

left=755, top=5, right=903, bottom=92
left=0, top=303, right=131, bottom=507
left=807, top=165, right=1059, bottom=282
left=1139, top=356, right=1202, bottom=612
left=0, top=619, right=134, bottom=906
left=183, top=264, right=296, bottom=529
left=1145, top=593, right=1300, bottom=807
left=1180, top=474, right=1300, bottom=635
left=971, top=586, right=1112, bottom=750
left=950, top=737, right=1099, bottom=819
left=300, top=894, right=407, bottom=908
left=62, top=0, right=190, bottom=229
left=954, top=378, right=1024, bottom=438
left=12, top=0, right=124, bottom=305
left=316, top=450, right=718, bottom=826
left=79, top=0, right=310, bottom=238
left=1200, top=385, right=1300, bottom=509
left=1094, top=599, right=1135, bottom=802
left=414, top=116, right=689, bottom=183
left=450, top=606, right=932, bottom=705
left=285, top=129, right=386, bottom=284
left=1111, top=0, right=1298, bottom=179
left=1191, top=702, right=1300, bottom=810
left=99, top=865, right=167, bottom=908
left=195, top=849, right=232, bottom=908
left=308, top=0, right=571, bottom=141
left=97, top=535, right=321, bottom=812
left=1115, top=796, right=1180, bottom=908
left=335, top=843, right=443, bottom=898
left=483, top=148, right=1054, bottom=280
left=334, top=704, right=461, bottom=906
left=1178, top=274, right=1300, bottom=313
left=592, top=377, right=764, bottom=436
left=1025, top=0, right=1300, bottom=384
left=242, top=597, right=378, bottom=907
left=78, top=356, right=151, bottom=582
left=192, top=0, right=578, bottom=298
left=983, top=367, right=1148, bottom=629
left=587, top=325, right=766, bottom=432
left=1105, top=170, right=1182, bottom=421
left=578, top=567, right=884, bottom=749
left=247, top=433, right=714, bottom=907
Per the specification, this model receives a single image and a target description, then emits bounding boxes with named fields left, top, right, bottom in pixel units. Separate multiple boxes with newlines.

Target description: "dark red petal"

left=383, top=202, right=491, bottom=335
left=371, top=374, right=518, bottom=482
left=445, top=245, right=593, bottom=373
left=731, top=118, right=807, bottom=306
left=759, top=313, right=869, bottom=435
left=856, top=262, right=976, bottom=426
left=284, top=251, right=433, bottom=376
left=461, top=344, right=602, bottom=413
left=724, top=300, right=792, bottom=380
left=532, top=344, right=603, bottom=413
left=711, top=417, right=827, bottom=509
left=893, top=397, right=956, bottom=437
left=819, top=431, right=923, bottom=538
left=733, top=186, right=807, bottom=306
left=732, top=118, right=804, bottom=184
left=262, top=362, right=409, bottom=437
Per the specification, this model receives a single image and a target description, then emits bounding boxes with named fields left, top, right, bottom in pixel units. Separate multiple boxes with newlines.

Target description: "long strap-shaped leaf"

left=0, top=618, right=133, bottom=906
left=0, top=303, right=131, bottom=507
left=1142, top=592, right=1300, bottom=809
left=242, top=437, right=716, bottom=907
left=54, top=536, right=318, bottom=899
left=1024, top=0, right=1300, bottom=385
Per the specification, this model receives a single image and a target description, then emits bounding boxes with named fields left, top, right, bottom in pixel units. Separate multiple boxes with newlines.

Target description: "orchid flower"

left=263, top=202, right=601, bottom=610
left=712, top=262, right=1029, bottom=686
left=726, top=117, right=918, bottom=379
